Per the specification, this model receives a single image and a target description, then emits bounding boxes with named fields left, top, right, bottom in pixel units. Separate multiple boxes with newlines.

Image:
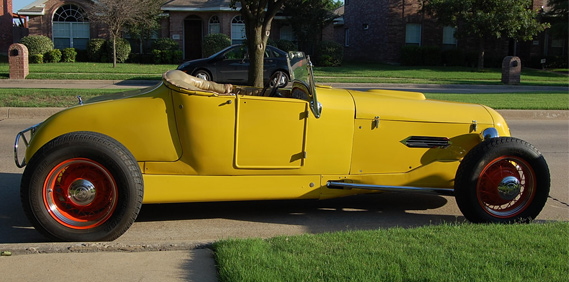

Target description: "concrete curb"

left=2, top=107, right=567, bottom=121
left=497, top=109, right=569, bottom=120
left=0, top=107, right=64, bottom=119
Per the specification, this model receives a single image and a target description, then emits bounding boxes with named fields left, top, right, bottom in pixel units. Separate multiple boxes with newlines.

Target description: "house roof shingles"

left=162, top=0, right=239, bottom=11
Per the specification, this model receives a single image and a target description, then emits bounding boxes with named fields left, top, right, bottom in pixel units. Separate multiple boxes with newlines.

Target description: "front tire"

left=193, top=69, right=211, bottom=81
left=455, top=137, right=550, bottom=223
left=21, top=132, right=143, bottom=241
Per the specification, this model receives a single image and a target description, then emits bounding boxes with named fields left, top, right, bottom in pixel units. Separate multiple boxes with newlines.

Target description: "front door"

left=184, top=17, right=203, bottom=60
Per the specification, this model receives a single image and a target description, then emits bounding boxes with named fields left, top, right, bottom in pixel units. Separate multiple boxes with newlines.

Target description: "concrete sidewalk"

left=0, top=247, right=218, bottom=282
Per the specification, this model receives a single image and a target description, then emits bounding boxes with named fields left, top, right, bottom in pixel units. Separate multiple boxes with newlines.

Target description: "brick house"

left=17, top=0, right=107, bottom=51
left=161, top=0, right=296, bottom=60
left=1, top=0, right=14, bottom=53
left=13, top=0, right=565, bottom=65
left=16, top=0, right=295, bottom=60
left=341, top=0, right=564, bottom=66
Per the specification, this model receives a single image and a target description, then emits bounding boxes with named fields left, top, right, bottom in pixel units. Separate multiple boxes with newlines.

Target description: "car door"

left=262, top=48, right=279, bottom=79
left=234, top=95, right=308, bottom=169
left=216, top=46, right=249, bottom=83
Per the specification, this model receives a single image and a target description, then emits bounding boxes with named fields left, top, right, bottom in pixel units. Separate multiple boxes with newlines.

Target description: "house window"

left=280, top=25, right=295, bottom=41
left=443, top=26, right=457, bottom=45
left=231, top=15, right=246, bottom=44
left=52, top=4, right=90, bottom=50
left=209, top=16, right=220, bottom=34
left=405, top=23, right=421, bottom=46
left=345, top=28, right=349, bottom=47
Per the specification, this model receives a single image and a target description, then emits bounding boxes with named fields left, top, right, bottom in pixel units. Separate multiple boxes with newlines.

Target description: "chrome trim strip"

left=481, top=127, right=499, bottom=140
left=14, top=123, right=40, bottom=168
left=327, top=181, right=454, bottom=195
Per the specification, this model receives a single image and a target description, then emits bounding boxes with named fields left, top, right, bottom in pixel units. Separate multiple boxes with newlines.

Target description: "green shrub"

left=202, top=33, right=231, bottom=57
left=151, top=49, right=162, bottom=64
left=423, top=46, right=442, bottom=66
left=29, top=54, right=43, bottom=64
left=107, top=38, right=132, bottom=63
left=442, top=49, right=465, bottom=66
left=150, top=49, right=183, bottom=64
left=87, top=39, right=107, bottom=62
left=61, top=48, right=77, bottom=62
left=44, top=49, right=62, bottom=63
left=317, top=41, right=343, bottom=67
left=20, top=35, right=54, bottom=57
left=152, top=38, right=180, bottom=52
left=400, top=45, right=422, bottom=66
left=170, top=50, right=183, bottom=64
left=273, top=39, right=297, bottom=52
left=400, top=46, right=442, bottom=66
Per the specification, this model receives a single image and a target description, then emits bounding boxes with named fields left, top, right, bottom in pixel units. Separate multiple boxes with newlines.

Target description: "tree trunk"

left=112, top=36, right=117, bottom=68
left=477, top=39, right=485, bottom=71
left=246, top=22, right=265, bottom=87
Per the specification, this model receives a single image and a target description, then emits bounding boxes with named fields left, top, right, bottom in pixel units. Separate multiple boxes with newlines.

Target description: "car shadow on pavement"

left=0, top=173, right=48, bottom=243
left=137, top=192, right=465, bottom=234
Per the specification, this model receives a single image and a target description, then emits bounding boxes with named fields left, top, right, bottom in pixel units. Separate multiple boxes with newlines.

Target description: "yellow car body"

left=15, top=54, right=549, bottom=242
left=22, top=74, right=509, bottom=202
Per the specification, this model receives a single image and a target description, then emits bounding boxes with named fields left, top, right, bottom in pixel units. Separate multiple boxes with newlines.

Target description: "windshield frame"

left=288, top=52, right=321, bottom=118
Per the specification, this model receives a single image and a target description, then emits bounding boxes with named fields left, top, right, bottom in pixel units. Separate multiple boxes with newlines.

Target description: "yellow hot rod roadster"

left=15, top=53, right=550, bottom=242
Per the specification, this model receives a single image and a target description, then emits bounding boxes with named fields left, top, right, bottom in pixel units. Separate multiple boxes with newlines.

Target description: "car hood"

left=349, top=89, right=494, bottom=124
left=177, top=58, right=210, bottom=70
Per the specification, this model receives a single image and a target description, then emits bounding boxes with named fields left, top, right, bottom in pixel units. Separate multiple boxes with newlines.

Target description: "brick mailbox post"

left=501, top=56, right=521, bottom=85
left=9, top=43, right=29, bottom=79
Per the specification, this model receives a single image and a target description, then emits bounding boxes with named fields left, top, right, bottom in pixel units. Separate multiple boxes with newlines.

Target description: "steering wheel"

left=261, top=71, right=284, bottom=97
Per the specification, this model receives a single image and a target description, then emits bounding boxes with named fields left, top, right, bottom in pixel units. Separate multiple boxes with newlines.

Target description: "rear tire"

left=21, top=132, right=143, bottom=241
left=455, top=137, right=550, bottom=223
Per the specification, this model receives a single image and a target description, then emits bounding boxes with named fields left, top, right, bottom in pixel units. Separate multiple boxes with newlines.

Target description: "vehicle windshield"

left=288, top=51, right=321, bottom=118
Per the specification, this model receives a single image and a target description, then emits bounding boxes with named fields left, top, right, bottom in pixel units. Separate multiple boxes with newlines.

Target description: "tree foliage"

left=125, top=0, right=165, bottom=54
left=283, top=0, right=342, bottom=57
left=426, top=0, right=549, bottom=69
left=545, top=0, right=568, bottom=40
left=87, top=0, right=162, bottom=67
left=231, top=0, right=286, bottom=87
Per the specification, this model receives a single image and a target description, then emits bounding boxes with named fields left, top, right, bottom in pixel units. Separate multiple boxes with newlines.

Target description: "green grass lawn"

left=0, top=88, right=134, bottom=107
left=426, top=92, right=569, bottom=110
left=314, top=63, right=569, bottom=86
left=0, top=62, right=176, bottom=80
left=1, top=88, right=566, bottom=109
left=213, top=222, right=569, bottom=282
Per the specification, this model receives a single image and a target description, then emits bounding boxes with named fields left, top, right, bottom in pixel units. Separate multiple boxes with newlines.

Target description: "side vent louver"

left=402, top=136, right=451, bottom=148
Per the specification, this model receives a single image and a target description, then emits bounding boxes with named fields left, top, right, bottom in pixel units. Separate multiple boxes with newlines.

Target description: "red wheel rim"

left=477, top=156, right=536, bottom=218
left=43, top=158, right=118, bottom=229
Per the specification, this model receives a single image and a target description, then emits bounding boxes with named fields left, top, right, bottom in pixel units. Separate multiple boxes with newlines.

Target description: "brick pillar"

left=501, top=56, right=521, bottom=85
left=9, top=43, right=29, bottom=79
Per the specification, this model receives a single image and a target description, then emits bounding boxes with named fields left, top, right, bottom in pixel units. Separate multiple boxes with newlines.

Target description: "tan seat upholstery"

left=163, top=70, right=233, bottom=95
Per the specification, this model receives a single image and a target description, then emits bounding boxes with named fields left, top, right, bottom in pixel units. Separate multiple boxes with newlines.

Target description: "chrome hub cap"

left=68, top=179, right=96, bottom=206
left=497, top=176, right=521, bottom=201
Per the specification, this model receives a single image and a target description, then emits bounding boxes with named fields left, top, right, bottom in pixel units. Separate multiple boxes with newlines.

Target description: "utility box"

left=9, top=43, right=29, bottom=79
left=501, top=56, right=521, bottom=85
